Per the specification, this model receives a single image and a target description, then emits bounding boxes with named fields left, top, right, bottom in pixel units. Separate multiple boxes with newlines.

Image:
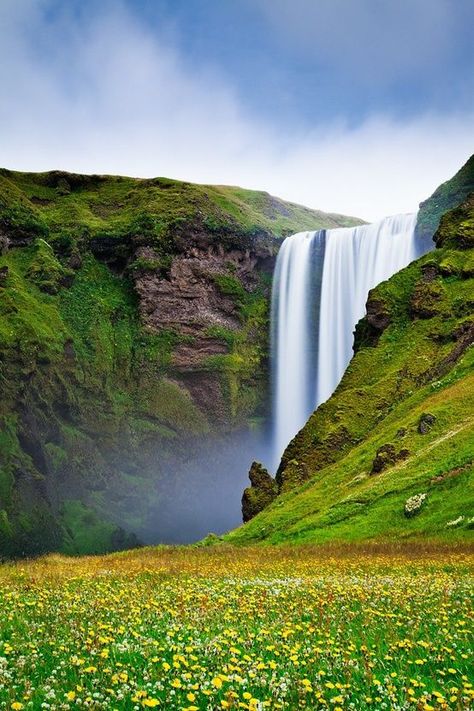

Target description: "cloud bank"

left=1, top=0, right=472, bottom=221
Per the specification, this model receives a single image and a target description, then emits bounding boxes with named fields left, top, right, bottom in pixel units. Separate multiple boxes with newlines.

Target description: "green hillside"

left=228, top=194, right=474, bottom=545
left=0, top=169, right=362, bottom=558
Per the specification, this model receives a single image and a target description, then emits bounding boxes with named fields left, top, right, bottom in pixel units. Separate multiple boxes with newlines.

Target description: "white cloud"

left=0, top=0, right=472, bottom=221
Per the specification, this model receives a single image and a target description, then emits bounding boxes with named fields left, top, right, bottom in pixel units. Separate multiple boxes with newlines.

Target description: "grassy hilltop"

left=0, top=168, right=361, bottom=248
left=230, top=194, right=474, bottom=545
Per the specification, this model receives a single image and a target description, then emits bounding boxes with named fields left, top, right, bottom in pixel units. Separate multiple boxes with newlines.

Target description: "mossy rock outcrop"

left=242, top=462, right=277, bottom=522
left=416, top=154, right=474, bottom=248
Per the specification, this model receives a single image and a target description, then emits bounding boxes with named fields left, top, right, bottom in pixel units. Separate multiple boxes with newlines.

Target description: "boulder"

left=371, top=443, right=410, bottom=474
left=371, top=444, right=397, bottom=474
left=418, top=413, right=436, bottom=434
left=0, top=265, right=9, bottom=287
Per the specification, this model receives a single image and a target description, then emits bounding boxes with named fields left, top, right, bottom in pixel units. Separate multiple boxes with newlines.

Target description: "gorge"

left=0, top=155, right=473, bottom=556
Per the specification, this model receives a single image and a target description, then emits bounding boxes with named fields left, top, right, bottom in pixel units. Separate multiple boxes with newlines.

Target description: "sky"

left=1, top=0, right=473, bottom=221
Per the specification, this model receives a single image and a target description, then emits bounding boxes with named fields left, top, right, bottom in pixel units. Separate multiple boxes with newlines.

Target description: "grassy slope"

left=210, top=184, right=363, bottom=232
left=227, top=196, right=474, bottom=545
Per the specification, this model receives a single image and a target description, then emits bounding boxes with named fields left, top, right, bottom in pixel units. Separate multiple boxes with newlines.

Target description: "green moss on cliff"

left=207, top=271, right=269, bottom=422
left=60, top=500, right=140, bottom=555
left=0, top=236, right=210, bottom=556
left=0, top=176, right=48, bottom=243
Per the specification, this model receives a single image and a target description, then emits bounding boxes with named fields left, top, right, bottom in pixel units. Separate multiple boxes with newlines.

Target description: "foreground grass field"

left=0, top=545, right=473, bottom=710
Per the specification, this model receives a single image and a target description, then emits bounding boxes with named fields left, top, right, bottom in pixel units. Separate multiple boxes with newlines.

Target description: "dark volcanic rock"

left=366, top=297, right=391, bottom=331
left=353, top=293, right=390, bottom=350
left=0, top=265, right=9, bottom=286
left=371, top=444, right=398, bottom=474
left=89, top=235, right=131, bottom=266
left=242, top=462, right=277, bottom=522
left=418, top=413, right=436, bottom=434
left=371, top=443, right=410, bottom=474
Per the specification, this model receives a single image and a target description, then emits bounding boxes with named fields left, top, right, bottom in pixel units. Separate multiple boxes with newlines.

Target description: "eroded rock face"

left=132, top=239, right=276, bottom=427
left=366, top=297, right=391, bottom=332
left=353, top=293, right=391, bottom=351
left=136, top=248, right=242, bottom=338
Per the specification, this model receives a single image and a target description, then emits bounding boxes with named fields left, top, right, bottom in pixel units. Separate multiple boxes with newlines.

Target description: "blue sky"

left=1, top=0, right=473, bottom=219
left=134, top=0, right=474, bottom=124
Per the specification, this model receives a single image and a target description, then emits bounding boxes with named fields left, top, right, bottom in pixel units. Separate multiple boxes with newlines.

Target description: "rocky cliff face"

left=133, top=240, right=275, bottom=424
left=0, top=168, right=361, bottom=557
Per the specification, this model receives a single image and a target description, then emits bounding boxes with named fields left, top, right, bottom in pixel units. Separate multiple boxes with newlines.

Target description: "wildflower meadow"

left=0, top=545, right=472, bottom=710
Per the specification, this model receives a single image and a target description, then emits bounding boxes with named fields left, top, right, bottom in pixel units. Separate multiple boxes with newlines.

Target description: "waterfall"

left=271, top=231, right=325, bottom=468
left=316, top=213, right=418, bottom=404
left=271, top=213, right=418, bottom=469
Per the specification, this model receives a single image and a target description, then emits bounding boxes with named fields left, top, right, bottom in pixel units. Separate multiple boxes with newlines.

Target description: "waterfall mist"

left=271, top=213, right=419, bottom=469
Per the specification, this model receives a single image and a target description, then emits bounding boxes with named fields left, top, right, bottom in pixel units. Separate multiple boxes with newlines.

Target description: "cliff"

left=0, top=168, right=362, bottom=557
left=229, top=194, right=474, bottom=544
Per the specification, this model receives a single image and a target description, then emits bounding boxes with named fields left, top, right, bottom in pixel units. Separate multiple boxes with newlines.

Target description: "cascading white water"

left=316, top=213, right=418, bottom=404
left=271, top=213, right=418, bottom=469
left=271, top=231, right=325, bottom=469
